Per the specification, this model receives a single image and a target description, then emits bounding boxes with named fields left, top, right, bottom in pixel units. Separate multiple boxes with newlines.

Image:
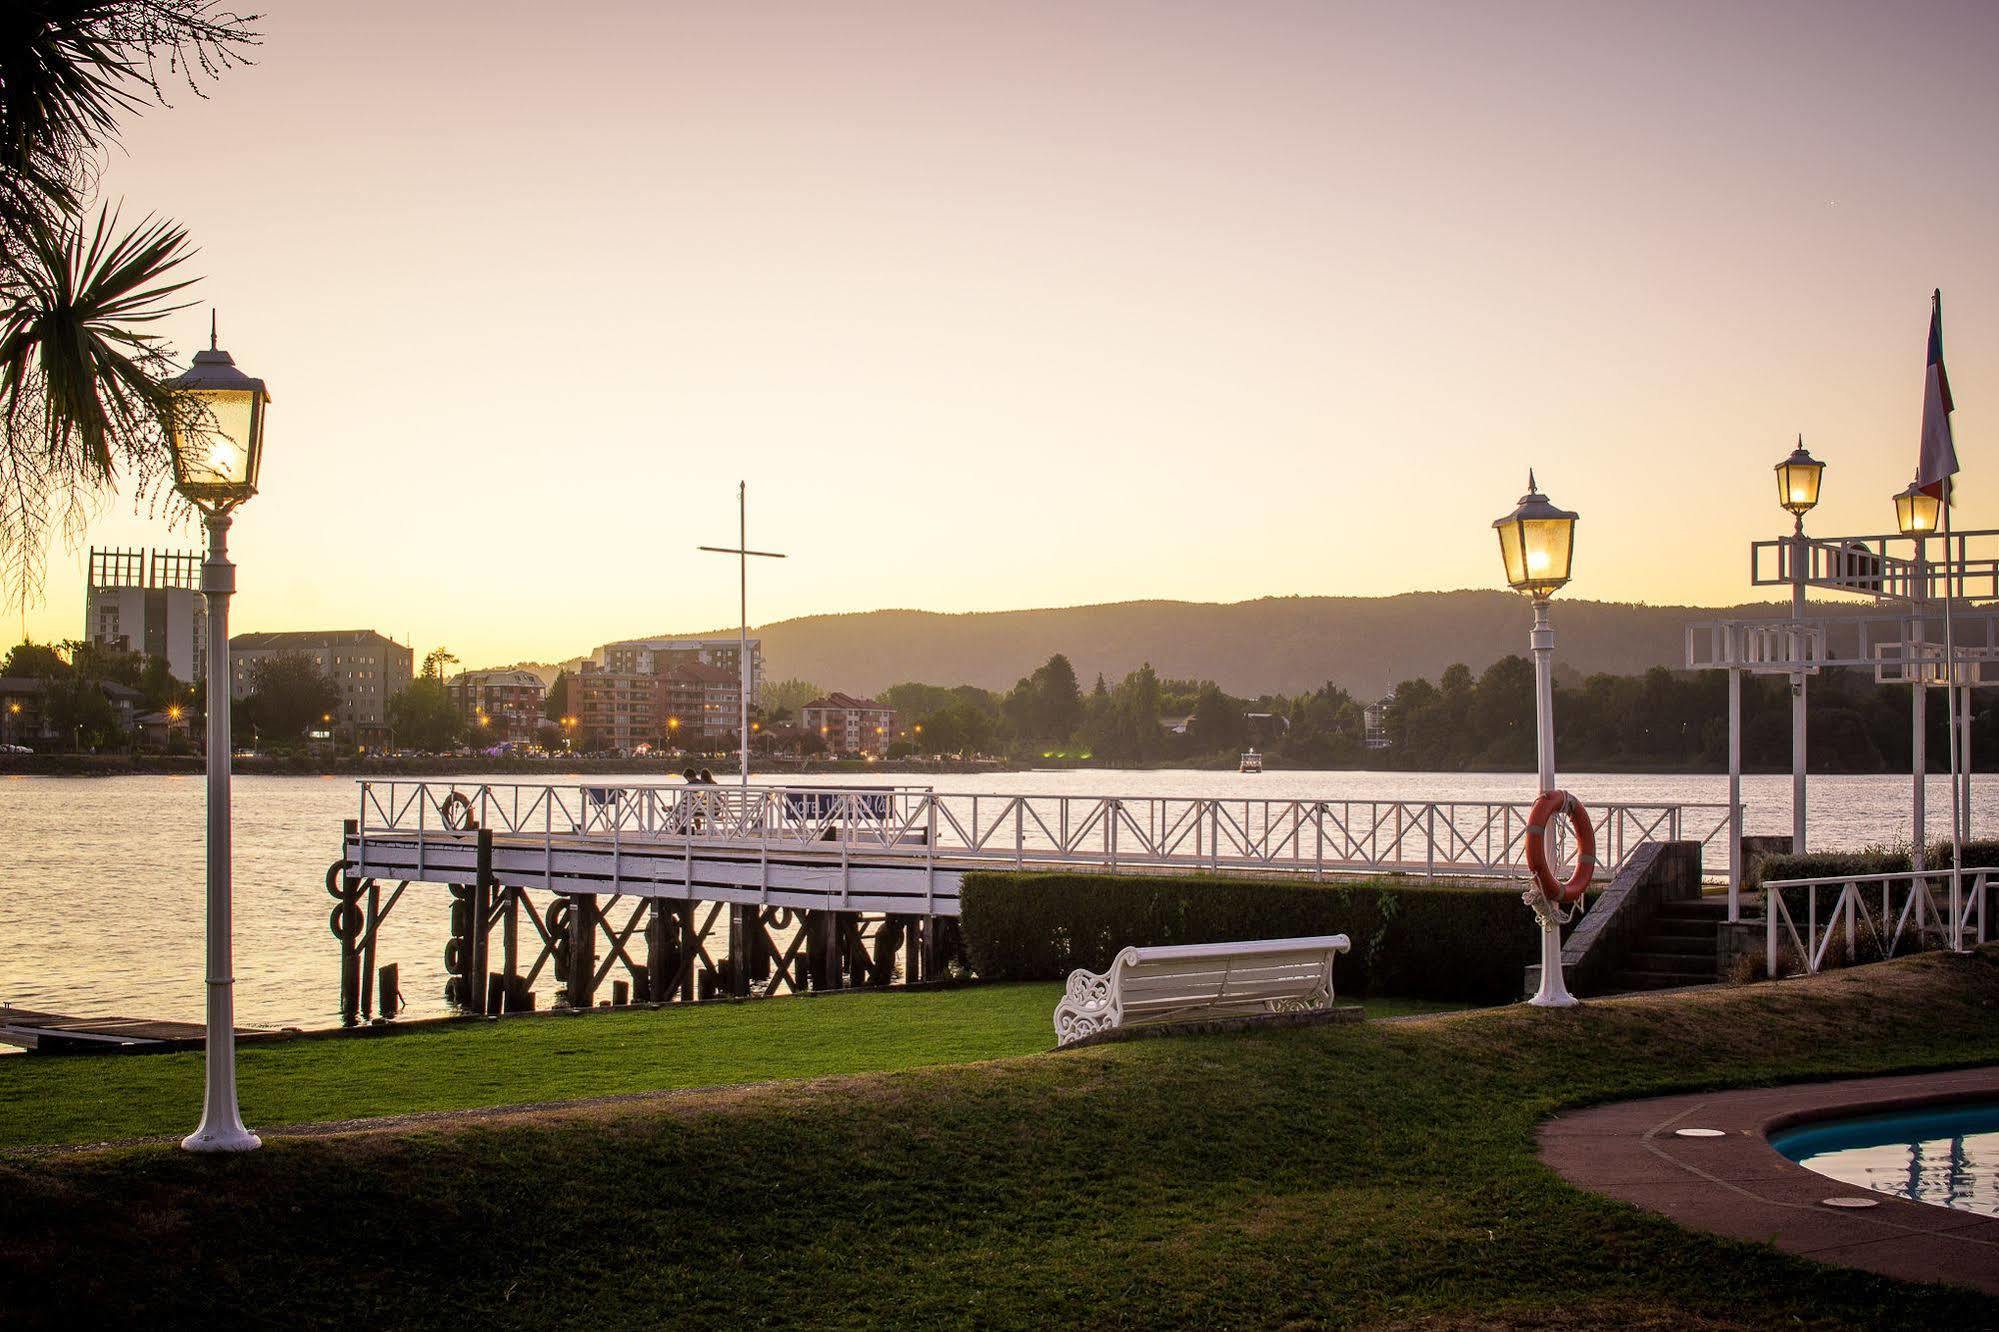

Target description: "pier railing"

left=1761, top=867, right=1990, bottom=977
left=355, top=781, right=1733, bottom=883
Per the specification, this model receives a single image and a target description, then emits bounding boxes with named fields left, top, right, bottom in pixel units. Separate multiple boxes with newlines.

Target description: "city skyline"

left=14, top=0, right=1999, bottom=666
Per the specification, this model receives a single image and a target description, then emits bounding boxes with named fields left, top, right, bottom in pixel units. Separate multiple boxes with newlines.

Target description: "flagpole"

left=1943, top=491, right=1964, bottom=948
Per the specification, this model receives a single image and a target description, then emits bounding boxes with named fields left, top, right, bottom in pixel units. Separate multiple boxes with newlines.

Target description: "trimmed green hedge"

left=959, top=871, right=1536, bottom=1002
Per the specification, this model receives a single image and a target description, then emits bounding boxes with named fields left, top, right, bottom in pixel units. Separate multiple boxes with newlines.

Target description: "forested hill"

left=671, top=592, right=1783, bottom=698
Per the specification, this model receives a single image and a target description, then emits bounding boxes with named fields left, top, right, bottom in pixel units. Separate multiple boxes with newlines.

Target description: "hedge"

left=1751, top=839, right=1999, bottom=889
left=959, top=871, right=1538, bottom=1003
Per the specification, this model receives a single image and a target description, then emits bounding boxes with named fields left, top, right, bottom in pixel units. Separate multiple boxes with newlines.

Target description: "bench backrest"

left=1111, top=935, right=1348, bottom=1024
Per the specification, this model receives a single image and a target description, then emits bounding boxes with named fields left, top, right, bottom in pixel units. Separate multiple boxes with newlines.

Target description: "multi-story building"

left=657, top=661, right=742, bottom=745
left=84, top=548, right=206, bottom=683
left=448, top=668, right=547, bottom=745
left=571, top=663, right=658, bottom=753
left=595, top=637, right=764, bottom=703
left=229, top=630, right=414, bottom=743
left=799, top=692, right=898, bottom=756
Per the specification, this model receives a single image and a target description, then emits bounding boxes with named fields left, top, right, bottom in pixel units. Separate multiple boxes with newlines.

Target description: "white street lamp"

left=164, top=318, right=269, bottom=1153
left=1494, top=471, right=1579, bottom=1008
left=1776, top=437, right=1822, bottom=852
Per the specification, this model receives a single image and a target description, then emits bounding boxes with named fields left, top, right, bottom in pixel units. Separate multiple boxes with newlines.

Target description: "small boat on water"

left=1239, top=749, right=1263, bottom=773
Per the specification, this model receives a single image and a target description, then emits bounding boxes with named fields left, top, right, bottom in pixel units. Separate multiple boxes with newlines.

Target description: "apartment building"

left=658, top=661, right=742, bottom=744
left=595, top=636, right=764, bottom=702
left=448, top=668, right=547, bottom=744
left=571, top=663, right=659, bottom=753
left=230, top=630, right=414, bottom=741
left=84, top=548, right=206, bottom=683
left=799, top=692, right=898, bottom=756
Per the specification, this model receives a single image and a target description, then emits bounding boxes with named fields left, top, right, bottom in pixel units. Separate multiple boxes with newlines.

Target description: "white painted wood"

left=1053, top=934, right=1350, bottom=1046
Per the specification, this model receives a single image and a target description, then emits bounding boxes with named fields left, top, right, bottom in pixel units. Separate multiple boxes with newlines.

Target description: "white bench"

left=1052, top=934, right=1351, bottom=1047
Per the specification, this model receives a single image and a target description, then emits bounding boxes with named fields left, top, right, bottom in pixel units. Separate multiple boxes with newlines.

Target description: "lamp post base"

left=1527, top=915, right=1579, bottom=1008
left=181, top=1123, right=262, bottom=1153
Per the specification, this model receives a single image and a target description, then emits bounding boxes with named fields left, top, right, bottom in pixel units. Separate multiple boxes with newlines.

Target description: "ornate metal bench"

left=1053, top=934, right=1351, bottom=1046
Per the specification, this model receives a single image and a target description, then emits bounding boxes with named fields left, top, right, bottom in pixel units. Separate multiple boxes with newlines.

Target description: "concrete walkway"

left=1540, top=1066, right=1999, bottom=1296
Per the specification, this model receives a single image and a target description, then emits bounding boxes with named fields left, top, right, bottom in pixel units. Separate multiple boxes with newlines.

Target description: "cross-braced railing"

left=1761, top=868, right=1991, bottom=978
left=354, top=781, right=1733, bottom=884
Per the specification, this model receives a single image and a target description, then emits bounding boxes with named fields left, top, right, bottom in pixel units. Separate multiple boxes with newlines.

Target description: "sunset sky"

left=20, top=0, right=1999, bottom=669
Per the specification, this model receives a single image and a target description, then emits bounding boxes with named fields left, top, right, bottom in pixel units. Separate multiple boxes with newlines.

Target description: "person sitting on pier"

left=698, top=768, right=718, bottom=785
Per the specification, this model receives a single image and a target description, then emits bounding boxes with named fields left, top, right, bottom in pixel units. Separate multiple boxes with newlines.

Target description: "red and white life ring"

left=1525, top=790, right=1596, bottom=903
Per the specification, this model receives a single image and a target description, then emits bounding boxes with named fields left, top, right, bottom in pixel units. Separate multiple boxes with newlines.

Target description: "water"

left=0, top=768, right=1980, bottom=1032
left=1773, top=1101, right=1999, bottom=1217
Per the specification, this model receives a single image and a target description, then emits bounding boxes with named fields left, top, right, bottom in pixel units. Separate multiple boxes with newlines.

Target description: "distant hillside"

left=660, top=592, right=1782, bottom=700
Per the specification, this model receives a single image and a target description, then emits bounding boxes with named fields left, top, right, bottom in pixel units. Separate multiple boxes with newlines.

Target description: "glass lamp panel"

left=1897, top=488, right=1940, bottom=536
left=172, top=387, right=260, bottom=498
left=1777, top=459, right=1822, bottom=514
left=1496, top=521, right=1528, bottom=590
left=1521, top=516, right=1574, bottom=593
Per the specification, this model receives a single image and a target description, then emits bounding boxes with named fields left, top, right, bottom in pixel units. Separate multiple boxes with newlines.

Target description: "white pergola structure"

left=1688, top=524, right=1999, bottom=921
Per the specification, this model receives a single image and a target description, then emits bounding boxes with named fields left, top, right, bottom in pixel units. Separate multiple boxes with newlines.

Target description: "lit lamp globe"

left=1492, top=472, right=1578, bottom=601
left=1895, top=480, right=1942, bottom=538
left=1774, top=439, right=1824, bottom=524
left=164, top=334, right=270, bottom=511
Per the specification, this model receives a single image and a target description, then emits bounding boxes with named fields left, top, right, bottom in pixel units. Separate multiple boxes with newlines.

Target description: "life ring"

left=1525, top=790, right=1596, bottom=903
left=439, top=791, right=474, bottom=831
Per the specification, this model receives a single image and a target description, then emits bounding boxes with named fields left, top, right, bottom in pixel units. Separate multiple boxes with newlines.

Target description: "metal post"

left=1727, top=665, right=1742, bottom=921
left=183, top=511, right=259, bottom=1152
left=1791, top=520, right=1808, bottom=854
left=1913, top=543, right=1928, bottom=871
left=1527, top=596, right=1576, bottom=1008
left=738, top=482, right=749, bottom=786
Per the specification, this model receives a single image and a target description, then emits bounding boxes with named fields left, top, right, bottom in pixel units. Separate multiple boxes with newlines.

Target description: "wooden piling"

left=566, top=893, right=596, bottom=1008
left=338, top=819, right=364, bottom=1024
left=728, top=905, right=751, bottom=997
left=677, top=902, right=697, bottom=1002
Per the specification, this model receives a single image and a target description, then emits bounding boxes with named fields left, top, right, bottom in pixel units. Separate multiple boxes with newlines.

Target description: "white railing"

left=354, top=781, right=1733, bottom=883
left=1762, top=868, right=1991, bottom=977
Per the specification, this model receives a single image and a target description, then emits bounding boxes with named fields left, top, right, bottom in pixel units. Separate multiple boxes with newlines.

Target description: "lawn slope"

left=2, top=953, right=1997, bottom=1328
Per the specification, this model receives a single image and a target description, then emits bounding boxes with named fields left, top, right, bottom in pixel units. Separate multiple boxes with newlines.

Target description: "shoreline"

left=0, top=753, right=1966, bottom=779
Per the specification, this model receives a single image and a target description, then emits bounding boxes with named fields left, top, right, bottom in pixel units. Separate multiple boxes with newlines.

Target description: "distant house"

left=799, top=693, right=898, bottom=756
left=1160, top=714, right=1195, bottom=736
left=0, top=676, right=143, bottom=747
left=1244, top=713, right=1289, bottom=745
left=1363, top=695, right=1394, bottom=750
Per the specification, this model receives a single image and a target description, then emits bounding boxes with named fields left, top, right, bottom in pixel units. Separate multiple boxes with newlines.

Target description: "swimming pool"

left=1772, top=1100, right=1999, bottom=1217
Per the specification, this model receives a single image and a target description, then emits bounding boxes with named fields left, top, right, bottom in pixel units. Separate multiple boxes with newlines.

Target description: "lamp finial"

left=1527, top=468, right=1538, bottom=495
left=209, top=309, right=217, bottom=351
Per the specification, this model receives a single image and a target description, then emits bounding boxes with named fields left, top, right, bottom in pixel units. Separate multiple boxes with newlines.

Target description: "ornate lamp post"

left=163, top=320, right=269, bottom=1153
left=1494, top=471, right=1579, bottom=1007
left=1775, top=439, right=1823, bottom=851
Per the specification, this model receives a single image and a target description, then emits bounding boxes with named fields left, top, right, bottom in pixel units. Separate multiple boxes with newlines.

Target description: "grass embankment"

left=0, top=986, right=1459, bottom=1150
left=4, top=955, right=1998, bottom=1327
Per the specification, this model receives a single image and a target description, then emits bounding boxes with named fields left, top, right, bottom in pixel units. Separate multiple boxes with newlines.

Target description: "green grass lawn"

left=2, top=957, right=1995, bottom=1327
left=0, top=987, right=1460, bottom=1150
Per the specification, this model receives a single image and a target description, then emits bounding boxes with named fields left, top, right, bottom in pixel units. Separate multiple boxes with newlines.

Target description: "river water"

left=0, top=768, right=1978, bottom=1032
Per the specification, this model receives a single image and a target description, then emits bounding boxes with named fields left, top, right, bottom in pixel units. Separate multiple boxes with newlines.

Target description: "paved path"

left=1540, top=1066, right=1999, bottom=1296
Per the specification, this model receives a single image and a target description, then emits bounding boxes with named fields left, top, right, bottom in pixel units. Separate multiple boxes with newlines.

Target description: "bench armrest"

left=1053, top=966, right=1120, bottom=1046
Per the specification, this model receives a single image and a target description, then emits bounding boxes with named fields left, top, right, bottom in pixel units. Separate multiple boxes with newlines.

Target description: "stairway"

left=1611, top=896, right=1727, bottom=991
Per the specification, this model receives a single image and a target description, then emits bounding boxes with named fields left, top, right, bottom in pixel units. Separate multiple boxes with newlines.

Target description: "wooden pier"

left=328, top=779, right=1727, bottom=1025
left=0, top=1006, right=263, bottom=1055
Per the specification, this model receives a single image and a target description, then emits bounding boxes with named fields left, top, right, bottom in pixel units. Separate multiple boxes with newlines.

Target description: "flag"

left=1918, top=288, right=1957, bottom=498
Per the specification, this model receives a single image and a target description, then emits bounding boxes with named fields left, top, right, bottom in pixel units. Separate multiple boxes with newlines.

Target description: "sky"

left=19, top=0, right=1999, bottom=668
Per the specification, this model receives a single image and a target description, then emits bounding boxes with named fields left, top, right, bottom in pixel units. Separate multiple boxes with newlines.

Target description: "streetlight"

left=163, top=317, right=269, bottom=1154
left=1895, top=479, right=1942, bottom=539
left=1775, top=437, right=1822, bottom=853
left=5, top=698, right=19, bottom=747
left=1897, top=477, right=1944, bottom=870
left=562, top=714, right=577, bottom=754
left=1493, top=471, right=1579, bottom=1008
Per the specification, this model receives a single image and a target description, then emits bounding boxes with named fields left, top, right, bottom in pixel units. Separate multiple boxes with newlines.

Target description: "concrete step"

left=1627, top=950, right=1716, bottom=977
left=1651, top=917, right=1723, bottom=940
left=1641, top=934, right=1713, bottom=957
left=1613, top=970, right=1708, bottom=991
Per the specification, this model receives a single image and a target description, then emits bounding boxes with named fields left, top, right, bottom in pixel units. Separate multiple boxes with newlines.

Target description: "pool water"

left=1772, top=1100, right=1999, bottom=1217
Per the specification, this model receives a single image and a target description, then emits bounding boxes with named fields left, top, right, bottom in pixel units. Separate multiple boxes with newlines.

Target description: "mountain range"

left=636, top=591, right=1786, bottom=701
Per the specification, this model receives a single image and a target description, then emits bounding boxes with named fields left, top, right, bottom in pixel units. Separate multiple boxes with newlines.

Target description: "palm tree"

left=0, top=1, right=257, bottom=605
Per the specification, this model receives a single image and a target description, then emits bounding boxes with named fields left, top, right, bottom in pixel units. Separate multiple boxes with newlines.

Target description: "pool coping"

left=1538, top=1065, right=1999, bottom=1297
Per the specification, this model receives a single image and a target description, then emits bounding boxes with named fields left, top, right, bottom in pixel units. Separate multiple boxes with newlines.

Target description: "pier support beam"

left=566, top=894, right=596, bottom=1009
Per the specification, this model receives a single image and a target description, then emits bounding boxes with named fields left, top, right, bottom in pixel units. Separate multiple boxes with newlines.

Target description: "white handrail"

left=1762, top=866, right=1990, bottom=976
left=348, top=780, right=1733, bottom=884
